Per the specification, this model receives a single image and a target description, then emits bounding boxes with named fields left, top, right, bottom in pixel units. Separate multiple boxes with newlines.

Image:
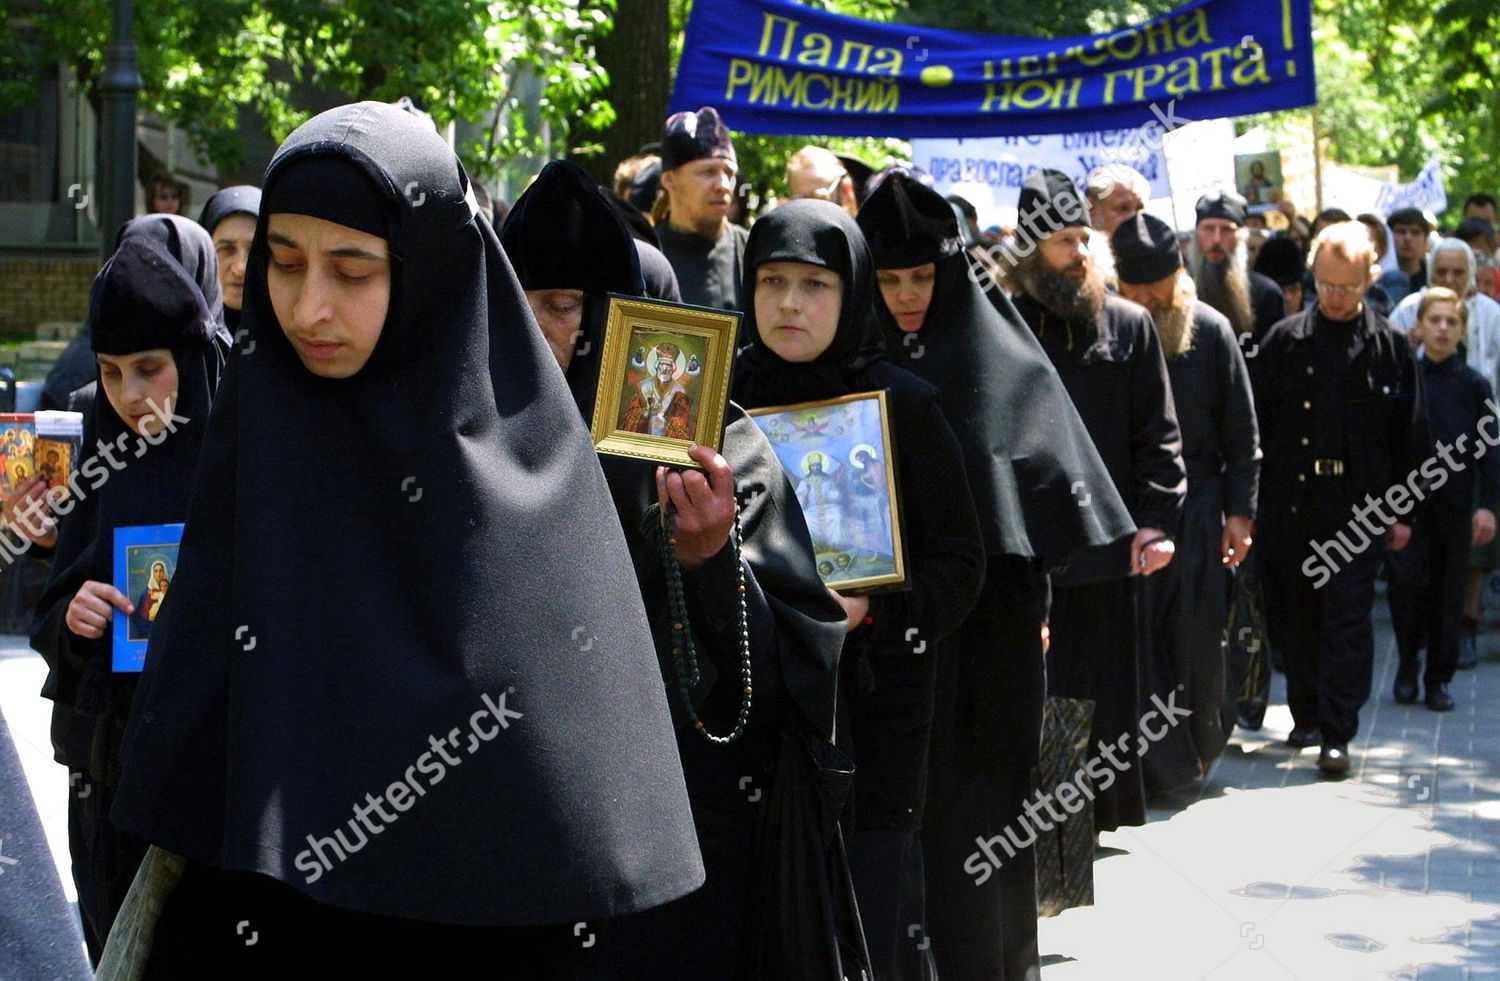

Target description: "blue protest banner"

left=670, top=0, right=1315, bottom=138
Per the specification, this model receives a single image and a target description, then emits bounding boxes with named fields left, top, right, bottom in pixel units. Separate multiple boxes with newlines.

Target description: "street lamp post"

left=98, top=0, right=140, bottom=256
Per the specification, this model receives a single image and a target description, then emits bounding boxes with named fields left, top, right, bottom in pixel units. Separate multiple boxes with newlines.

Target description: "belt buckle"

left=1314, top=459, right=1344, bottom=477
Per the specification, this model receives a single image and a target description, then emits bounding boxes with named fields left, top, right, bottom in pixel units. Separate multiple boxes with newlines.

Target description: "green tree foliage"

left=0, top=0, right=616, bottom=178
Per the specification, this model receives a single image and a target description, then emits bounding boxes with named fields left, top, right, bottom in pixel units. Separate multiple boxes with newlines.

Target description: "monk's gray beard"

left=1148, top=276, right=1198, bottom=359
left=1189, top=239, right=1253, bottom=335
left=1011, top=249, right=1107, bottom=324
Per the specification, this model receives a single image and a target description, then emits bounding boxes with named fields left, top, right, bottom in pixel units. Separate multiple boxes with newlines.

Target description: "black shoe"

left=1425, top=682, right=1455, bottom=711
left=1287, top=726, right=1320, bottom=748
left=1457, top=630, right=1479, bottom=670
left=1317, top=743, right=1350, bottom=776
left=1394, top=663, right=1420, bottom=704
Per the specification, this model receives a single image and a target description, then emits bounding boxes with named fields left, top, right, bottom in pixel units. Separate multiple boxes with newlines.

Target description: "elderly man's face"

left=1195, top=218, right=1240, bottom=264
left=1091, top=186, right=1142, bottom=235
left=1431, top=248, right=1471, bottom=294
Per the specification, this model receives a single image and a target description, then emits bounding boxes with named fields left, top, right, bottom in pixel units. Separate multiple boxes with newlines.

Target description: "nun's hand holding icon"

left=657, top=445, right=736, bottom=572
left=66, top=581, right=135, bottom=640
left=1, top=477, right=57, bottom=549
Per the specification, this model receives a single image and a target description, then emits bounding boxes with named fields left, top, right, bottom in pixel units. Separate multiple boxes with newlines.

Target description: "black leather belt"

left=1313, top=458, right=1345, bottom=476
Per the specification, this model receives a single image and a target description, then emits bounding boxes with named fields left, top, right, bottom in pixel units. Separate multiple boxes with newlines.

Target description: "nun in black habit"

left=107, top=103, right=704, bottom=975
left=501, top=162, right=863, bottom=980
left=733, top=199, right=987, bottom=980
left=857, top=170, right=1135, bottom=981
left=28, top=233, right=227, bottom=963
left=198, top=184, right=263, bottom=334
left=41, top=214, right=229, bottom=413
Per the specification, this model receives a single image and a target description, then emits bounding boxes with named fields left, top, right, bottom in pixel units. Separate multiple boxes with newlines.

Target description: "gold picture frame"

left=589, top=294, right=743, bottom=469
left=747, top=390, right=908, bottom=593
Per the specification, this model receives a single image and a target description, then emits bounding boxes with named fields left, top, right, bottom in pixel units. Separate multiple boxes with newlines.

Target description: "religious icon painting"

left=112, top=523, right=184, bottom=672
left=590, top=294, right=741, bottom=469
left=0, top=414, right=36, bottom=497
left=748, top=390, right=907, bottom=593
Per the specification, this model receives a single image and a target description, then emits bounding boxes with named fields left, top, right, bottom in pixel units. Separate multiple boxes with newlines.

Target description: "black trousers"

left=1388, top=504, right=1471, bottom=686
left=1263, top=518, right=1383, bottom=744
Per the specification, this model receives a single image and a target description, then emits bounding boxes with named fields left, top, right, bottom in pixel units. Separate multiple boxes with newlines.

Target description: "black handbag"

left=1034, top=696, right=1096, bottom=917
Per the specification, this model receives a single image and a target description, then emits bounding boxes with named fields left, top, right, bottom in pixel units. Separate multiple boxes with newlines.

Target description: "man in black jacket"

left=1112, top=213, right=1261, bottom=791
left=1009, top=169, right=1187, bottom=833
left=1252, top=222, right=1429, bottom=775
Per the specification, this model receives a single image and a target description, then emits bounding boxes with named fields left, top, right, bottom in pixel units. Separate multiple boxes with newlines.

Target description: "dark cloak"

left=856, top=172, right=1135, bottom=561
left=110, top=102, right=704, bottom=926
left=733, top=199, right=986, bottom=980
left=32, top=235, right=226, bottom=767
left=28, top=234, right=226, bottom=958
left=503, top=161, right=855, bottom=977
left=857, top=169, right=1134, bottom=981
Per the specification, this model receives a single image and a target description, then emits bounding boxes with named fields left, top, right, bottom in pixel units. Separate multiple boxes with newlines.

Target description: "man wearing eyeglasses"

left=785, top=145, right=859, bottom=217
left=1251, top=222, right=1428, bottom=777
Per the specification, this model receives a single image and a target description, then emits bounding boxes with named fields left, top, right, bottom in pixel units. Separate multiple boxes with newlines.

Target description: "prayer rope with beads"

left=661, top=499, right=753, bottom=745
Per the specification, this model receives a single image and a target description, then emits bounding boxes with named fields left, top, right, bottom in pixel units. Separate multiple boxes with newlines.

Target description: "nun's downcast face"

left=874, top=263, right=936, bottom=333
left=97, top=349, right=179, bottom=437
left=524, top=289, right=585, bottom=372
left=266, top=213, right=391, bottom=378
left=213, top=213, right=257, bottom=311
left=754, top=260, right=842, bottom=363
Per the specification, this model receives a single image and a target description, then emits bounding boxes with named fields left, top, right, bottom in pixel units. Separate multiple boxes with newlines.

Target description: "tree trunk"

left=577, top=0, right=672, bottom=187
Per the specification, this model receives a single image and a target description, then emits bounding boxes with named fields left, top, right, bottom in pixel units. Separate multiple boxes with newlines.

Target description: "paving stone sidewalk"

left=1039, top=588, right=1500, bottom=980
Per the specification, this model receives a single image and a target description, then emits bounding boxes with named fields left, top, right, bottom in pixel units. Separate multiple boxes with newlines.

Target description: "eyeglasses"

left=1315, top=280, right=1365, bottom=297
left=805, top=171, right=848, bottom=201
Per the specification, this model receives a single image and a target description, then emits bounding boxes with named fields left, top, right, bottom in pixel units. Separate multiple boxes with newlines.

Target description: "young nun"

left=198, top=185, right=263, bottom=333
left=41, top=214, right=229, bottom=413
left=108, top=103, right=704, bottom=975
left=500, top=161, right=859, bottom=979
left=732, top=199, right=987, bottom=979
left=26, top=234, right=228, bottom=963
left=856, top=169, right=1135, bottom=981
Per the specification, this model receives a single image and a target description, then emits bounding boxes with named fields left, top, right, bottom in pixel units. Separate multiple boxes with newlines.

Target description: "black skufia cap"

left=1111, top=212, right=1184, bottom=285
left=661, top=106, right=736, bottom=171
left=1016, top=168, right=1090, bottom=240
left=500, top=159, right=644, bottom=295
left=1196, top=188, right=1248, bottom=227
left=856, top=167, right=963, bottom=269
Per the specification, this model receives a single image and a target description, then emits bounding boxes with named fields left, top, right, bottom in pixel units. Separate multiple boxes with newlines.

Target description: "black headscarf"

left=501, top=160, right=847, bottom=741
left=114, top=214, right=227, bottom=340
left=111, top=103, right=703, bottom=925
left=197, top=184, right=262, bottom=236
left=857, top=171, right=1134, bottom=560
left=197, top=185, right=264, bottom=335
left=31, top=235, right=226, bottom=771
left=733, top=200, right=886, bottom=408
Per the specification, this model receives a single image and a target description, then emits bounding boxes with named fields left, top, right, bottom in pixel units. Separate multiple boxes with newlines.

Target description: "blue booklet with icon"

left=112, top=523, right=184, bottom=672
